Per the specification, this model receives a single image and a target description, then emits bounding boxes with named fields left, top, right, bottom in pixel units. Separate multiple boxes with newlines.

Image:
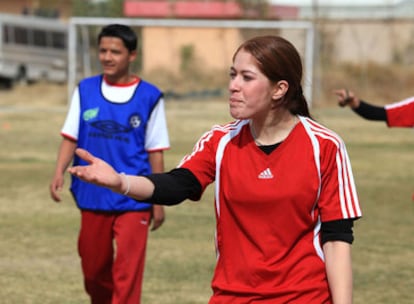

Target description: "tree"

left=72, top=0, right=123, bottom=17
left=235, top=0, right=271, bottom=19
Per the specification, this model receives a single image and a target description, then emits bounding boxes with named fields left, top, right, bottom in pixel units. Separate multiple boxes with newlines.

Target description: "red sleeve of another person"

left=385, top=97, right=414, bottom=127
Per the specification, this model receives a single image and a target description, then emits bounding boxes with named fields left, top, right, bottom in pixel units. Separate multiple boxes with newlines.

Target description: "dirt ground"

left=0, top=82, right=68, bottom=108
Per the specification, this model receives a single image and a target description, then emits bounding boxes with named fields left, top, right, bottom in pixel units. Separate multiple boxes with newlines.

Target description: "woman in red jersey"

left=69, top=36, right=362, bottom=304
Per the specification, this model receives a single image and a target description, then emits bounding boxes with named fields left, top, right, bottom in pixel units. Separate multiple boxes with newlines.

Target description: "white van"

left=0, top=13, right=68, bottom=88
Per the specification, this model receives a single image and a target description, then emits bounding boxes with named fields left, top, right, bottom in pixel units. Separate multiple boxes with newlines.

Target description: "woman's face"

left=228, top=49, right=276, bottom=120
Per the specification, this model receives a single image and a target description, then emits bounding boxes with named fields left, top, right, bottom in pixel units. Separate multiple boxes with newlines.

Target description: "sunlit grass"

left=0, top=90, right=413, bottom=303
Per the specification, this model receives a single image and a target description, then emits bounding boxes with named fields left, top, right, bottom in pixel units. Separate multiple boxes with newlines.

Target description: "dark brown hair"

left=233, top=35, right=310, bottom=117
left=98, top=24, right=137, bottom=53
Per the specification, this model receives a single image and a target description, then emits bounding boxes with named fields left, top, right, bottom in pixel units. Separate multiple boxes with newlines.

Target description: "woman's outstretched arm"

left=68, top=148, right=155, bottom=201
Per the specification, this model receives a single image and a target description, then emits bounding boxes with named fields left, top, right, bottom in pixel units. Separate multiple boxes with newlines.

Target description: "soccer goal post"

left=68, top=17, right=315, bottom=105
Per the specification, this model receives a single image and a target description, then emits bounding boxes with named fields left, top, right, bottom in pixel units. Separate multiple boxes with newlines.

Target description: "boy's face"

left=98, top=36, right=137, bottom=83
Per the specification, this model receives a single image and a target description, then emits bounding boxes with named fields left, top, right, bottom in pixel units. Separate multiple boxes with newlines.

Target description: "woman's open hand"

left=68, top=148, right=123, bottom=192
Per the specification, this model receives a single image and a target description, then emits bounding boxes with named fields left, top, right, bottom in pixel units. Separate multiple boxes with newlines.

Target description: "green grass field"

left=0, top=88, right=413, bottom=303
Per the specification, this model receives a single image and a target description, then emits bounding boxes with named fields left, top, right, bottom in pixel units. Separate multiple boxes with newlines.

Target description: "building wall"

left=142, top=27, right=240, bottom=74
left=123, top=0, right=299, bottom=19
left=318, top=20, right=414, bottom=65
left=140, top=26, right=308, bottom=76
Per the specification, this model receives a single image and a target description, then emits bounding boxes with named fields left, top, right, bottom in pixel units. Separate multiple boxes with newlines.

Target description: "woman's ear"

left=272, top=80, right=289, bottom=100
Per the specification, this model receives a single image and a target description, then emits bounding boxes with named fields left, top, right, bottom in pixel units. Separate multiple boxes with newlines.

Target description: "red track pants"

left=78, top=210, right=151, bottom=304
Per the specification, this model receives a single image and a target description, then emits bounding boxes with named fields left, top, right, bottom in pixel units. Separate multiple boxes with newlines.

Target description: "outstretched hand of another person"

left=68, top=148, right=123, bottom=193
left=334, top=88, right=361, bottom=109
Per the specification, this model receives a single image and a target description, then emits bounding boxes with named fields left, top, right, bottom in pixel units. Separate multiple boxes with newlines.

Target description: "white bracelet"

left=120, top=172, right=130, bottom=195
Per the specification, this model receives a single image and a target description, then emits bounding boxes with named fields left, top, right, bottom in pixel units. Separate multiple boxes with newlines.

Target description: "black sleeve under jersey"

left=353, top=100, right=387, bottom=122
left=145, top=168, right=202, bottom=205
left=321, top=219, right=355, bottom=244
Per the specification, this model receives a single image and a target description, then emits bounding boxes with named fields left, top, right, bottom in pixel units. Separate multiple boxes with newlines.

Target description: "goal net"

left=68, top=17, right=315, bottom=104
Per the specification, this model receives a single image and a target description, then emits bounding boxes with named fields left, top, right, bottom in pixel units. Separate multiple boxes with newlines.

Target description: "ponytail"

left=289, top=86, right=311, bottom=118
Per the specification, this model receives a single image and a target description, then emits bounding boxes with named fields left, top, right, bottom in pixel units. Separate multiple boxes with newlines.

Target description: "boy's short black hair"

left=98, top=24, right=137, bottom=52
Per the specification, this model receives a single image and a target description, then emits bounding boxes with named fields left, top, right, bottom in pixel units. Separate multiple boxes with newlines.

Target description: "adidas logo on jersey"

left=258, top=168, right=274, bottom=179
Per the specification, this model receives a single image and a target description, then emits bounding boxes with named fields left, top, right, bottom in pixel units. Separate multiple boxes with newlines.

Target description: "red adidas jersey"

left=385, top=96, right=414, bottom=127
left=179, top=117, right=361, bottom=303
